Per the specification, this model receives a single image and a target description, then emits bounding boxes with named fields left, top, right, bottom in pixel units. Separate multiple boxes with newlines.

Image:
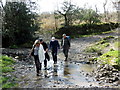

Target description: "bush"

left=54, top=22, right=119, bottom=38
left=9, top=45, right=18, bottom=49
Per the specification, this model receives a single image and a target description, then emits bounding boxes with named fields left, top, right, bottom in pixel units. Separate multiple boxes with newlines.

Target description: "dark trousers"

left=52, top=51, right=57, bottom=63
left=34, top=55, right=41, bottom=74
left=44, top=52, right=50, bottom=67
left=63, top=48, right=69, bottom=58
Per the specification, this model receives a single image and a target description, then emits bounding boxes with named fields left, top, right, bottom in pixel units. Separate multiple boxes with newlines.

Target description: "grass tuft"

left=0, top=55, right=17, bottom=88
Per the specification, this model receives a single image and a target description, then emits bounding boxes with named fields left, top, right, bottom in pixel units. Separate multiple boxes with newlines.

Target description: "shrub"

left=54, top=22, right=119, bottom=38
left=9, top=45, right=18, bottom=49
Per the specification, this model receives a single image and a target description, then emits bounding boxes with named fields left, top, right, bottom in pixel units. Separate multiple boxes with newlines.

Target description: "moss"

left=97, top=50, right=120, bottom=66
left=85, top=46, right=101, bottom=53
left=89, top=57, right=97, bottom=61
left=110, top=48, right=115, bottom=51
left=103, top=36, right=114, bottom=40
left=96, top=40, right=108, bottom=45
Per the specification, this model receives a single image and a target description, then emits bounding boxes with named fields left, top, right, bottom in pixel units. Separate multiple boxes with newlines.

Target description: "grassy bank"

left=0, top=55, right=17, bottom=88
left=85, top=36, right=114, bottom=55
left=85, top=36, right=120, bottom=70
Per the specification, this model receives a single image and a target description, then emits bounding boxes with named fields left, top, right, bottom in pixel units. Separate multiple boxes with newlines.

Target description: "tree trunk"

left=64, top=14, right=69, bottom=26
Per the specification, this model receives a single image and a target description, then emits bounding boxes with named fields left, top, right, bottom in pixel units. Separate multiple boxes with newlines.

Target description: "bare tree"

left=55, top=1, right=78, bottom=26
left=103, top=0, right=108, bottom=22
left=95, top=5, right=98, bottom=13
left=112, top=0, right=120, bottom=22
left=0, top=0, right=5, bottom=30
left=0, top=0, right=5, bottom=48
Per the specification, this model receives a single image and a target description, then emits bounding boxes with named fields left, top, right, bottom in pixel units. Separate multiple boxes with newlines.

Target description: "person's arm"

left=44, top=42, right=48, bottom=52
left=67, top=38, right=70, bottom=47
left=48, top=41, right=51, bottom=50
left=57, top=41, right=60, bottom=49
left=61, top=38, right=63, bottom=47
left=28, top=46, right=34, bottom=57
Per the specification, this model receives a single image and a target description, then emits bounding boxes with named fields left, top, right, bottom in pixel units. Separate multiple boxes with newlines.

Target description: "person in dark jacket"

left=49, top=37, right=60, bottom=64
left=61, top=34, right=70, bottom=61
left=39, top=39, right=50, bottom=69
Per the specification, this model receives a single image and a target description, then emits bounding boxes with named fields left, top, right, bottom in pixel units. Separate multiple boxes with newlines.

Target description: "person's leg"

left=44, top=59, right=47, bottom=68
left=52, top=51, right=55, bottom=62
left=34, top=55, right=40, bottom=75
left=46, top=52, right=50, bottom=61
left=54, top=55, right=57, bottom=64
left=44, top=53, right=47, bottom=68
left=54, top=52, right=57, bottom=64
left=63, top=48, right=66, bottom=57
left=64, top=49, right=69, bottom=61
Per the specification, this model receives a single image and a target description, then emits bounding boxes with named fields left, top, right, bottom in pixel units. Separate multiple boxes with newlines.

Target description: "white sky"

left=2, top=0, right=117, bottom=13
left=38, top=0, right=116, bottom=13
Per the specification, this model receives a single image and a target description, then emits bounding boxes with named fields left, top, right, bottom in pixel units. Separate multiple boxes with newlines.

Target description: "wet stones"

left=93, top=64, right=120, bottom=83
left=2, top=48, right=33, bottom=63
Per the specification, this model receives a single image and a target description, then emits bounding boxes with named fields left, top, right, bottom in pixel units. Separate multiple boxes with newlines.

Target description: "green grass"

left=0, top=55, right=17, bottom=88
left=101, top=30, right=115, bottom=34
left=1, top=56, right=16, bottom=66
left=102, top=36, right=114, bottom=40
left=85, top=42, right=110, bottom=54
left=2, top=82, right=16, bottom=88
left=85, top=36, right=113, bottom=54
left=114, top=41, right=120, bottom=49
left=85, top=46, right=101, bottom=53
left=97, top=50, right=120, bottom=66
left=0, top=77, right=9, bottom=83
left=78, top=31, right=115, bottom=38
left=2, top=67, right=14, bottom=73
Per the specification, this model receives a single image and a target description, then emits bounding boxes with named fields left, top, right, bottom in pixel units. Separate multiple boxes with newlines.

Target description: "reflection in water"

left=44, top=70, right=48, bottom=78
left=53, top=65, right=58, bottom=76
left=79, top=64, right=97, bottom=72
left=63, top=61, right=71, bottom=76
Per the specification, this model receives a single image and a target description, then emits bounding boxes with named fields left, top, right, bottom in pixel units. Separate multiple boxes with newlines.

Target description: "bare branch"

left=0, top=0, right=4, bottom=9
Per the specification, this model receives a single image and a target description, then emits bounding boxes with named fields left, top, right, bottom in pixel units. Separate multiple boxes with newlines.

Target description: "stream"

left=2, top=29, right=120, bottom=88
left=16, top=58, right=98, bottom=88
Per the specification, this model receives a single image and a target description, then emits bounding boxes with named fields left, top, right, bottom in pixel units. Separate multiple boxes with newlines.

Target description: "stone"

left=15, top=56, right=19, bottom=59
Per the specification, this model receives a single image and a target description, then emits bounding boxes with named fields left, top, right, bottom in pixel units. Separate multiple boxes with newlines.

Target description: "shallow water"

left=18, top=59, right=103, bottom=88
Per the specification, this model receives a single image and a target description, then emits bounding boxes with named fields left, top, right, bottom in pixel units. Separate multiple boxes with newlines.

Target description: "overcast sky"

left=38, top=0, right=116, bottom=13
left=3, top=0, right=116, bottom=13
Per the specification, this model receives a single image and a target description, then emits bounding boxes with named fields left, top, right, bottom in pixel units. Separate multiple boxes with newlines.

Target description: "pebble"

left=94, top=64, right=120, bottom=84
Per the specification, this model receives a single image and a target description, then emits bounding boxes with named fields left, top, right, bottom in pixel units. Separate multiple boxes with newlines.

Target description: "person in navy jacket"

left=49, top=37, right=60, bottom=64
